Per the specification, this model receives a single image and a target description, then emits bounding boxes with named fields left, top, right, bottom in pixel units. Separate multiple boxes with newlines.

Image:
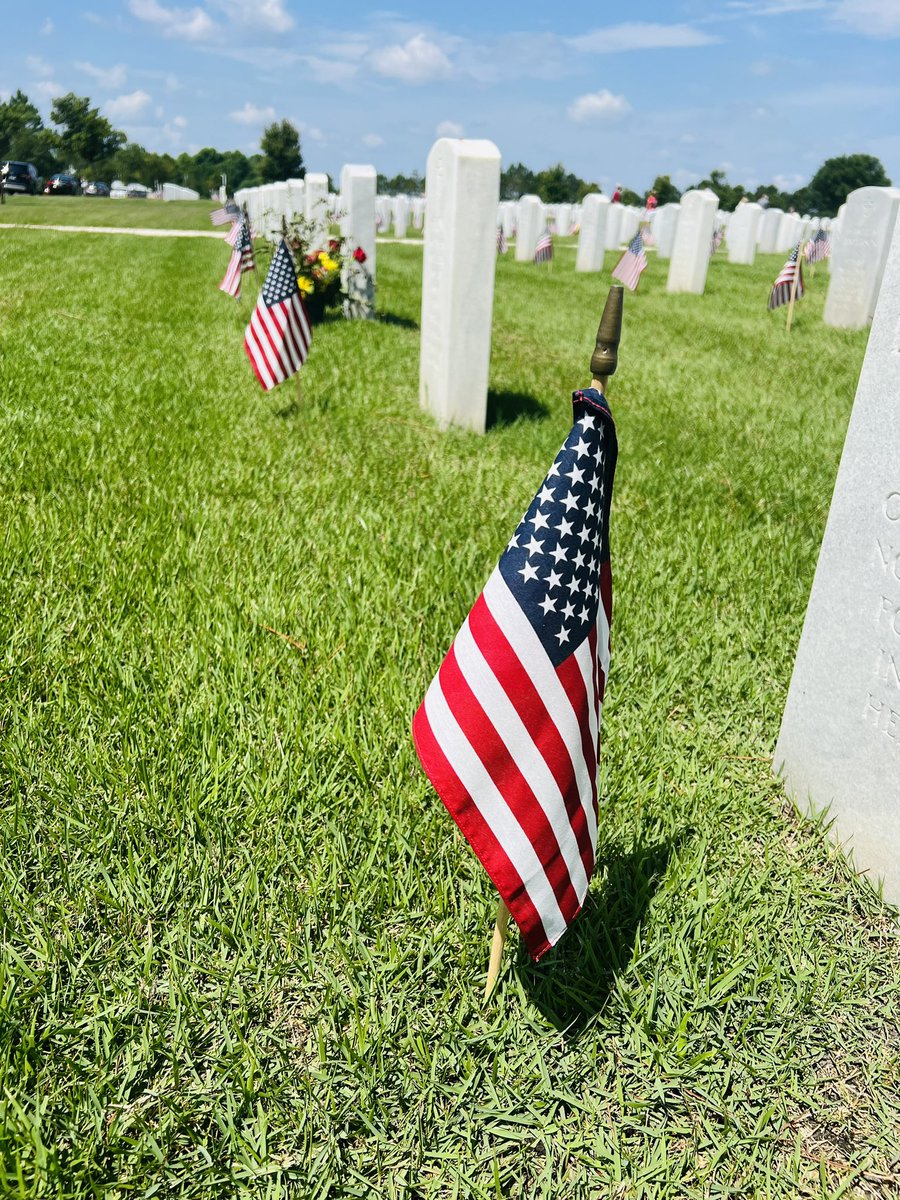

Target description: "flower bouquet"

left=275, top=214, right=369, bottom=324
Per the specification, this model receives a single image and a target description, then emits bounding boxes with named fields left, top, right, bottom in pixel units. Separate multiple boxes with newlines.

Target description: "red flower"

left=328, top=238, right=340, bottom=251
left=306, top=251, right=320, bottom=264
left=353, top=246, right=367, bottom=264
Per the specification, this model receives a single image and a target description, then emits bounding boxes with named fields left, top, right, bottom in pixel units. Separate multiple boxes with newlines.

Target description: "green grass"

left=0, top=230, right=898, bottom=1199
left=0, top=195, right=218, bottom=229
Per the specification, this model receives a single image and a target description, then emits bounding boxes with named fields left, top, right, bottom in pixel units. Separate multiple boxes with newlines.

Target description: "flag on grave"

left=211, top=203, right=241, bottom=226
left=533, top=228, right=554, bottom=265
left=611, top=231, right=647, bottom=292
left=497, top=226, right=508, bottom=255
left=243, top=239, right=312, bottom=391
left=219, top=219, right=255, bottom=299
left=413, top=388, right=618, bottom=961
left=768, top=243, right=804, bottom=311
left=804, top=229, right=831, bottom=264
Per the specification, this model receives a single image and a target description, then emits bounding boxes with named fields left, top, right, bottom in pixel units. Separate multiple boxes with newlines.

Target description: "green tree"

left=0, top=90, right=58, bottom=176
left=50, top=93, right=124, bottom=173
left=620, top=187, right=642, bottom=207
left=376, top=170, right=424, bottom=194
left=650, top=174, right=680, bottom=205
left=536, top=162, right=583, bottom=203
left=805, top=154, right=891, bottom=216
left=696, top=169, right=749, bottom=212
left=500, top=161, right=537, bottom=200
left=259, top=120, right=303, bottom=183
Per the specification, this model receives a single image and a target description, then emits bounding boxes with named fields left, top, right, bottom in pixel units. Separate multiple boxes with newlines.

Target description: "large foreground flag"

left=219, top=219, right=255, bottom=299
left=243, top=240, right=312, bottom=391
left=413, top=388, right=618, bottom=960
left=769, top=243, right=804, bottom=311
left=611, top=232, right=647, bottom=292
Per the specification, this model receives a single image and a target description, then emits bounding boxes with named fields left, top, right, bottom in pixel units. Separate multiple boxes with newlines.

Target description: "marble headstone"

left=515, top=194, right=543, bottom=261
left=757, top=207, right=784, bottom=253
left=653, top=203, right=680, bottom=259
left=823, top=186, right=900, bottom=330
left=419, top=138, right=501, bottom=433
left=340, top=164, right=376, bottom=319
left=727, top=203, right=762, bottom=265
left=604, top=203, right=623, bottom=251
left=575, top=193, right=609, bottom=272
left=304, top=173, right=329, bottom=249
left=666, top=189, right=718, bottom=294
left=393, top=195, right=410, bottom=237
left=776, top=214, right=900, bottom=902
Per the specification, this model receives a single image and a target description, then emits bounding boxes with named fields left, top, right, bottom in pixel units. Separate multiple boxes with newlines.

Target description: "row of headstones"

left=416, top=138, right=900, bottom=906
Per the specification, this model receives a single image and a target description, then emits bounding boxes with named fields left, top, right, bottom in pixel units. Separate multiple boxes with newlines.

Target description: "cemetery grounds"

left=0, top=202, right=898, bottom=1198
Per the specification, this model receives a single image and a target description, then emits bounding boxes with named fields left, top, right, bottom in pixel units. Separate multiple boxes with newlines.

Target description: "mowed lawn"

left=0, top=195, right=219, bottom=230
left=0, top=224, right=898, bottom=1199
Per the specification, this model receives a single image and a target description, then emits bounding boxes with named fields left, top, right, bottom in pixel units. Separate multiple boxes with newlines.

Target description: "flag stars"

left=549, top=545, right=567, bottom=564
left=547, top=461, right=561, bottom=479
left=555, top=626, right=571, bottom=645
left=518, top=561, right=539, bottom=583
left=556, top=517, right=574, bottom=537
left=537, top=484, right=555, bottom=505
left=573, top=549, right=586, bottom=570
left=531, top=509, right=550, bottom=531
left=562, top=600, right=576, bottom=619
left=572, top=436, right=590, bottom=458
left=579, top=605, right=591, bottom=622
left=562, top=491, right=579, bottom=512
left=565, top=464, right=585, bottom=485
left=545, top=569, right=563, bottom=590
left=524, top=535, right=544, bottom=557
left=578, top=414, right=596, bottom=430
left=538, top=594, right=557, bottom=616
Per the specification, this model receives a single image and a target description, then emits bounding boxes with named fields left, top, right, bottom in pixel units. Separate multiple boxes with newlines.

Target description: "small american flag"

left=611, top=232, right=647, bottom=292
left=497, top=226, right=508, bottom=255
left=243, top=240, right=312, bottom=391
left=413, top=388, right=618, bottom=961
left=211, top=203, right=241, bottom=226
left=804, top=230, right=831, bottom=264
left=768, top=243, right=804, bottom=311
left=533, top=228, right=554, bottom=265
left=219, top=219, right=255, bottom=298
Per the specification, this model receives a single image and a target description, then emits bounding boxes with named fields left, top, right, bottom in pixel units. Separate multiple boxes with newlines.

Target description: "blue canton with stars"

left=262, top=240, right=300, bottom=307
left=499, top=389, right=617, bottom=668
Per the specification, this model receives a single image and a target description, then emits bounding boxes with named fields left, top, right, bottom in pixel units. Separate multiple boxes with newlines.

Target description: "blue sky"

left=4, top=1, right=899, bottom=191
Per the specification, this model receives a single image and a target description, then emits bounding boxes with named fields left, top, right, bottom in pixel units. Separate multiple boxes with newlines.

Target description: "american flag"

left=243, top=240, right=312, bottom=391
left=804, top=229, right=831, bottom=264
left=497, top=226, right=508, bottom=255
left=413, top=388, right=618, bottom=961
left=210, top=203, right=241, bottom=226
left=533, top=228, right=554, bottom=265
left=768, top=243, right=804, bottom=311
left=219, top=219, right=255, bottom=299
left=611, top=232, right=647, bottom=292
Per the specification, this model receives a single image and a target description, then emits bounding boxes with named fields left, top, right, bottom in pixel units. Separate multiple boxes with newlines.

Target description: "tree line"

left=0, top=90, right=305, bottom=194
left=2, top=88, right=890, bottom=216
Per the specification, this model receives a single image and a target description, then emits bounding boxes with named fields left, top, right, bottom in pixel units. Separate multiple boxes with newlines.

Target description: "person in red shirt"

left=645, top=191, right=658, bottom=211
left=611, top=184, right=622, bottom=204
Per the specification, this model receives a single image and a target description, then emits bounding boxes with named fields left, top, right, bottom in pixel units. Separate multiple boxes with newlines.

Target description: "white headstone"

left=340, top=164, right=376, bottom=320
left=500, top=201, right=516, bottom=240
left=619, top=207, right=641, bottom=244
left=776, top=211, right=802, bottom=253
left=412, top=196, right=426, bottom=230
left=287, top=177, right=305, bottom=220
left=304, top=172, right=330, bottom=249
left=823, top=186, right=900, bottom=330
left=575, top=193, right=610, bottom=272
left=727, top=202, right=762, bottom=265
left=272, top=181, right=289, bottom=232
left=392, top=195, right=410, bottom=237
left=555, top=203, right=572, bottom=236
left=420, top=138, right=501, bottom=433
left=666, top=190, right=718, bottom=294
left=757, top=207, right=784, bottom=253
left=604, top=203, right=623, bottom=250
left=515, top=194, right=543, bottom=261
left=653, top=203, right=680, bottom=259
left=775, top=214, right=900, bottom=901
left=162, top=182, right=199, bottom=201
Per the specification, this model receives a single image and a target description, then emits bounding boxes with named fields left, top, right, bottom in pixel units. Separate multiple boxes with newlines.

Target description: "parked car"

left=1, top=161, right=41, bottom=194
left=126, top=182, right=149, bottom=199
left=84, top=181, right=110, bottom=196
left=43, top=173, right=81, bottom=195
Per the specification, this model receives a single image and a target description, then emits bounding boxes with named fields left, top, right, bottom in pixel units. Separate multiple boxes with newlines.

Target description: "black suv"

left=0, top=161, right=41, bottom=194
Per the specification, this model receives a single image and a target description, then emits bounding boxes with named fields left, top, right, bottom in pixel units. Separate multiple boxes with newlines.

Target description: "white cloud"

left=726, top=0, right=828, bottom=12
left=773, top=172, right=805, bottom=190
left=370, top=33, right=454, bottom=84
left=40, top=17, right=54, bottom=35
left=436, top=119, right=464, bottom=137
left=749, top=59, right=774, bottom=75
left=172, top=115, right=187, bottom=128
left=128, top=0, right=217, bottom=42
left=75, top=61, right=128, bottom=89
left=362, top=133, right=384, bottom=147
left=34, top=80, right=62, bottom=100
left=832, top=0, right=900, bottom=34
left=27, top=55, right=53, bottom=76
left=568, top=22, right=719, bottom=53
left=218, top=0, right=293, bottom=32
left=230, top=101, right=275, bottom=125
left=104, top=90, right=152, bottom=119
left=567, top=89, right=631, bottom=122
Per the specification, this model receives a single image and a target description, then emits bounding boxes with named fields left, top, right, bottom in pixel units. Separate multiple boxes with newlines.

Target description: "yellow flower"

left=297, top=275, right=314, bottom=295
left=319, top=253, right=338, bottom=273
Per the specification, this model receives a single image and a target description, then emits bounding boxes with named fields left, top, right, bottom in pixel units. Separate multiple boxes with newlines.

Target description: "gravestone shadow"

left=377, top=312, right=419, bottom=331
left=515, top=836, right=681, bottom=1037
left=486, top=389, right=550, bottom=427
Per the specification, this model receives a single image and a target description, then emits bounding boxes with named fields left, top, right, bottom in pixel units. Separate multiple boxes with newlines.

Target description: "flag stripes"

left=243, top=239, right=311, bottom=391
left=769, top=243, right=804, bottom=311
left=612, top=232, right=647, bottom=291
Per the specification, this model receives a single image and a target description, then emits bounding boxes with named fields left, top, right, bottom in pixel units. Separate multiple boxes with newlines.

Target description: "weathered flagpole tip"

left=590, top=285, right=624, bottom=385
